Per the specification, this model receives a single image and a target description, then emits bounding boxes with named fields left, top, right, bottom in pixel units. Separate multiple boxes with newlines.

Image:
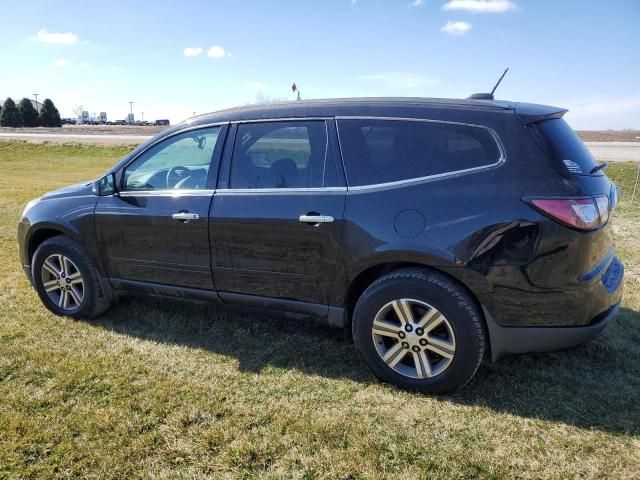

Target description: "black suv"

left=18, top=98, right=624, bottom=393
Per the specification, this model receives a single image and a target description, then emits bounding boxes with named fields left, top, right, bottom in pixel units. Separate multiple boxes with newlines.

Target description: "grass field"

left=0, top=141, right=638, bottom=479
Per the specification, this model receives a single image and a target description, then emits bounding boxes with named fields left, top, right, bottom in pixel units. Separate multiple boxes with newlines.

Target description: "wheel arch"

left=345, top=261, right=491, bottom=351
left=27, top=227, right=67, bottom=264
left=24, top=219, right=87, bottom=266
left=348, top=261, right=481, bottom=306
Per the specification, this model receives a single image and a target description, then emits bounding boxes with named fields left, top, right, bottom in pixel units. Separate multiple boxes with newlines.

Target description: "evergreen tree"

left=18, top=98, right=40, bottom=127
left=0, top=98, right=23, bottom=127
left=39, top=98, right=62, bottom=127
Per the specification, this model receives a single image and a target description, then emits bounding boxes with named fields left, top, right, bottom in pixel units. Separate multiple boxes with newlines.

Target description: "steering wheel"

left=166, top=166, right=191, bottom=188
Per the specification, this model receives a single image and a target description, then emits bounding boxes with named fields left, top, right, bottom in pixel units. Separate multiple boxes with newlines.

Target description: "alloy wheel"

left=371, top=298, right=456, bottom=379
left=40, top=254, right=85, bottom=311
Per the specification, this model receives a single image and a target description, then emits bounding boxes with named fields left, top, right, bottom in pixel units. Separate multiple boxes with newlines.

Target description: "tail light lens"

left=528, top=196, right=610, bottom=231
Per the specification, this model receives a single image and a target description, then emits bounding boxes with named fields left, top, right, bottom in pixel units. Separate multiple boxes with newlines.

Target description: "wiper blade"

left=590, top=162, right=608, bottom=174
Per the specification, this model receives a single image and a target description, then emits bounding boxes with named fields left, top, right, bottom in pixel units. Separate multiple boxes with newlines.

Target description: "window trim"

left=335, top=116, right=506, bottom=192
left=118, top=122, right=228, bottom=194
left=226, top=119, right=336, bottom=191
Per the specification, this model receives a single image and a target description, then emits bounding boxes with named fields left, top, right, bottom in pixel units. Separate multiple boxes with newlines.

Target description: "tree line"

left=0, top=97, right=62, bottom=127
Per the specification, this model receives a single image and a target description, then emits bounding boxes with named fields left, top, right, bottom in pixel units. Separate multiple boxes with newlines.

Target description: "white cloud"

left=442, top=0, right=516, bottom=13
left=245, top=82, right=267, bottom=91
left=183, top=47, right=204, bottom=57
left=441, top=21, right=472, bottom=35
left=207, top=45, right=226, bottom=58
left=410, top=0, right=424, bottom=6
left=358, top=72, right=438, bottom=89
left=34, top=29, right=79, bottom=44
left=54, top=59, right=71, bottom=67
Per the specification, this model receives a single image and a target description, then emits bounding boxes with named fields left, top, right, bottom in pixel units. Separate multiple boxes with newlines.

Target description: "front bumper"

left=486, top=255, right=624, bottom=362
left=23, top=264, right=33, bottom=285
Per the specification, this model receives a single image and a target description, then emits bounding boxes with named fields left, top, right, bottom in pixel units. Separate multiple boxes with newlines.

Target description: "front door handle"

left=299, top=214, right=334, bottom=224
left=172, top=212, right=199, bottom=222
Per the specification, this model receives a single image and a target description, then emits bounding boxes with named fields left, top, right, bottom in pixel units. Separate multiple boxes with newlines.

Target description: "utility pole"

left=129, top=101, right=134, bottom=115
left=33, top=93, right=39, bottom=110
left=141, top=112, right=144, bottom=122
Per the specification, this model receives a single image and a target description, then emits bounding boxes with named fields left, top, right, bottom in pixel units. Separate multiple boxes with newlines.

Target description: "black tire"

left=352, top=269, right=486, bottom=394
left=31, top=236, right=112, bottom=318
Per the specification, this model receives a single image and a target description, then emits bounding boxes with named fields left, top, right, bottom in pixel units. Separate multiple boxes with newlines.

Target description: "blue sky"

left=1, top=0, right=638, bottom=128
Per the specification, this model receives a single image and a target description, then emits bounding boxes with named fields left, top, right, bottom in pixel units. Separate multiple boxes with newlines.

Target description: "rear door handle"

left=172, top=212, right=199, bottom=222
left=299, top=214, right=334, bottom=223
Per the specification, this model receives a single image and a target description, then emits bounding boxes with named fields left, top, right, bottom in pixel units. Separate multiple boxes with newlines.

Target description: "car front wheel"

left=32, top=236, right=112, bottom=318
left=352, top=269, right=486, bottom=394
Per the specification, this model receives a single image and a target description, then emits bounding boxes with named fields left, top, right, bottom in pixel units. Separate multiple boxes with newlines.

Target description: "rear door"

left=95, top=124, right=227, bottom=289
left=210, top=119, right=346, bottom=309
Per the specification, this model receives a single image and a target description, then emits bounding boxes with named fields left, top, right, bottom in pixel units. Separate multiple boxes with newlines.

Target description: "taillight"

left=528, top=196, right=610, bottom=231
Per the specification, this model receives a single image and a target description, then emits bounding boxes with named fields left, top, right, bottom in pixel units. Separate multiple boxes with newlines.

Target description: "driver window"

left=124, top=127, right=220, bottom=191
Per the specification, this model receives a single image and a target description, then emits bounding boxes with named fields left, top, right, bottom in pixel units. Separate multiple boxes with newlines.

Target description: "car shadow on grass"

left=92, top=298, right=640, bottom=435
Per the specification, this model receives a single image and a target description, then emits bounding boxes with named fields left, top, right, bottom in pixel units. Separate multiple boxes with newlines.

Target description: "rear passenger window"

left=230, top=121, right=331, bottom=189
left=337, top=119, right=502, bottom=187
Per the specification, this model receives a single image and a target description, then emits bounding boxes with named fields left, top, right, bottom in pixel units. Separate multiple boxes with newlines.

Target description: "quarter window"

left=337, top=119, right=501, bottom=187
left=230, top=121, right=331, bottom=189
left=124, top=127, right=221, bottom=191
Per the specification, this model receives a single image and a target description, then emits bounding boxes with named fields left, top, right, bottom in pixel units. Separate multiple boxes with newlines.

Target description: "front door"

left=95, top=125, right=227, bottom=289
left=210, top=119, right=346, bottom=307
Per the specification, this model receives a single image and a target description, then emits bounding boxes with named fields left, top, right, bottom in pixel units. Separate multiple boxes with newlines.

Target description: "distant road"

left=0, top=132, right=151, bottom=145
left=1, top=133, right=639, bottom=161
left=584, top=142, right=640, bottom=162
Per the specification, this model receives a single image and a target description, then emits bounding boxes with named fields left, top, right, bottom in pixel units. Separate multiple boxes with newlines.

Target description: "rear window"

left=337, top=119, right=502, bottom=187
left=535, top=119, right=600, bottom=175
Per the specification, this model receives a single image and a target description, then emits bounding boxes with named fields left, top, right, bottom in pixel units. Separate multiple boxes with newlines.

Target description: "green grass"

left=0, top=141, right=639, bottom=479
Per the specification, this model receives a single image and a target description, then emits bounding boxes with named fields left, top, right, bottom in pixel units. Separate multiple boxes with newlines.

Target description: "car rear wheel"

left=32, top=236, right=112, bottom=318
left=352, top=269, right=486, bottom=394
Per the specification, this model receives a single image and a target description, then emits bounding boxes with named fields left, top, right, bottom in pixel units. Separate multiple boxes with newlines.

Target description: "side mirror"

left=93, top=173, right=116, bottom=196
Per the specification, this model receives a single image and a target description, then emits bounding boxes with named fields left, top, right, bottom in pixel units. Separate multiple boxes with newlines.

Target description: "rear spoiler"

left=514, top=102, right=568, bottom=125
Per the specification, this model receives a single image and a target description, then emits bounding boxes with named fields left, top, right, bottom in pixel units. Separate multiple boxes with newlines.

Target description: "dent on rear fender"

left=452, top=221, right=539, bottom=272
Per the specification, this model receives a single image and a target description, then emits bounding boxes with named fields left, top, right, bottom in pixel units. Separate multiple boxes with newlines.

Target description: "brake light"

left=528, top=196, right=610, bottom=231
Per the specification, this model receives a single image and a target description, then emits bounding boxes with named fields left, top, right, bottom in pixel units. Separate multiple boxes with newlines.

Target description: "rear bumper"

left=485, top=254, right=624, bottom=362
left=485, top=302, right=620, bottom=362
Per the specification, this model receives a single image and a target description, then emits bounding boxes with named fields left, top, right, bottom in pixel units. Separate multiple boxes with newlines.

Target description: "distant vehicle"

left=61, top=118, right=77, bottom=125
left=17, top=97, right=624, bottom=394
left=113, top=120, right=127, bottom=126
left=155, top=119, right=170, bottom=126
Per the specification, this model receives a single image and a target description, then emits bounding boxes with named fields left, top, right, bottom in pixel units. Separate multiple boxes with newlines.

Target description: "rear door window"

left=535, top=119, right=600, bottom=175
left=337, top=119, right=502, bottom=187
left=230, top=121, right=335, bottom=189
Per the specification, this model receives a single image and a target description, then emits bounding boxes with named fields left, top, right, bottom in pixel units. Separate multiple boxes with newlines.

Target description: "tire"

left=31, top=236, right=112, bottom=319
left=352, top=269, right=486, bottom=394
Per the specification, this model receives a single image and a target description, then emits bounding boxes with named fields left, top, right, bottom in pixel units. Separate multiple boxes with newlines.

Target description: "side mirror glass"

left=93, top=173, right=116, bottom=196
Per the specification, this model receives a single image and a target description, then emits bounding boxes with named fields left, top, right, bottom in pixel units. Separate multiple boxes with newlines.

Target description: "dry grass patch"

left=0, top=142, right=639, bottom=479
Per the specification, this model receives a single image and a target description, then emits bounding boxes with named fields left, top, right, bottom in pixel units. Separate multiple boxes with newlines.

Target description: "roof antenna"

left=468, top=68, right=509, bottom=100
